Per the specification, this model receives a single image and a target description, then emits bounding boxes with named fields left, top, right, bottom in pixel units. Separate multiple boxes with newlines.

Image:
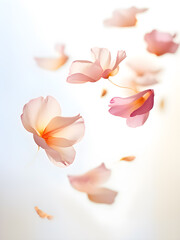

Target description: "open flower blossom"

left=21, top=96, right=85, bottom=167
left=104, top=7, right=148, bottom=28
left=109, top=89, right=154, bottom=128
left=67, top=47, right=126, bottom=83
left=144, top=30, right=179, bottom=56
left=126, top=56, right=161, bottom=87
left=34, top=44, right=68, bottom=70
left=68, top=163, right=118, bottom=204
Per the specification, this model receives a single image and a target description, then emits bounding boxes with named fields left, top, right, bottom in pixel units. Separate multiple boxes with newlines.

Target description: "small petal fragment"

left=34, top=206, right=53, bottom=220
left=120, top=156, right=136, bottom=161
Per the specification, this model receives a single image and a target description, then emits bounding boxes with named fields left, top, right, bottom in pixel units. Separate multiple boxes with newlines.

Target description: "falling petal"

left=34, top=206, right=53, bottom=220
left=101, top=89, right=107, bottom=97
left=120, top=156, right=136, bottom=161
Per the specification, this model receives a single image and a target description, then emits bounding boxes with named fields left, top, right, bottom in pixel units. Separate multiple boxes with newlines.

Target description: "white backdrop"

left=1, top=0, right=180, bottom=239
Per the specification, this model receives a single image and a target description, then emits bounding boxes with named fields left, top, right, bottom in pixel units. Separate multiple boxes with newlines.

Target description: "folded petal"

left=67, top=60, right=103, bottom=83
left=130, top=89, right=154, bottom=117
left=33, top=134, right=49, bottom=149
left=126, top=112, right=149, bottom=128
left=111, top=50, right=126, bottom=71
left=21, top=96, right=61, bottom=135
left=88, top=188, right=118, bottom=204
left=91, top=48, right=111, bottom=70
left=45, top=145, right=76, bottom=167
left=68, top=163, right=111, bottom=193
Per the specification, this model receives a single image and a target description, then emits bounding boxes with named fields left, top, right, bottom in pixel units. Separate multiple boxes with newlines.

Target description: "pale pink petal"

left=33, top=134, right=49, bottom=149
left=45, top=146, right=76, bottom=167
left=111, top=50, right=126, bottom=70
left=144, top=30, right=179, bottom=56
left=104, top=7, right=148, bottom=28
left=68, top=163, right=111, bottom=193
left=49, top=117, right=85, bottom=144
left=67, top=60, right=103, bottom=83
left=88, top=188, right=118, bottom=204
left=91, top=48, right=111, bottom=70
left=130, top=90, right=154, bottom=117
left=21, top=96, right=61, bottom=135
left=43, top=115, right=81, bottom=136
left=126, top=112, right=149, bottom=128
left=35, top=57, right=68, bottom=71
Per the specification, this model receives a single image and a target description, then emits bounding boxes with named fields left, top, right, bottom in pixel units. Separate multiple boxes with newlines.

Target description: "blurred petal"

left=144, top=30, right=179, bottom=56
left=120, top=156, right=136, bottom=161
left=126, top=112, right=149, bottom=127
left=104, top=7, right=148, bottom=28
left=88, top=188, right=118, bottom=204
left=68, top=163, right=111, bottom=193
left=67, top=60, right=103, bottom=83
left=101, top=89, right=107, bottom=97
left=34, top=206, right=53, bottom=220
left=35, top=44, right=68, bottom=70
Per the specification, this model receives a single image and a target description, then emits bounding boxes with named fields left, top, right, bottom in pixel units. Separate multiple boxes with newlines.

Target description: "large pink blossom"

left=109, top=89, right=154, bottom=127
left=144, top=30, right=179, bottom=56
left=104, top=7, right=148, bottom=27
left=67, top=47, right=126, bottom=83
left=68, top=163, right=118, bottom=204
left=21, top=96, right=85, bottom=167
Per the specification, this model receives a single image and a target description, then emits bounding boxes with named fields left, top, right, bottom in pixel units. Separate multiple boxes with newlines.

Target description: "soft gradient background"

left=1, top=0, right=180, bottom=239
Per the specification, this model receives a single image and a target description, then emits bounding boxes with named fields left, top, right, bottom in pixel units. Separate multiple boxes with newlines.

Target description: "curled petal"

left=68, top=163, right=111, bottom=193
left=21, top=96, right=61, bottom=135
left=34, top=206, right=53, bottom=220
left=88, top=188, right=118, bottom=204
left=126, top=112, right=149, bottom=128
left=67, top=60, right=103, bottom=83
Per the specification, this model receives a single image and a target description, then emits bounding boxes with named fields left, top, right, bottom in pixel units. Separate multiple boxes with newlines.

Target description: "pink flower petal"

left=126, top=112, right=149, bottom=127
left=68, top=163, right=111, bottom=193
left=45, top=146, right=76, bottom=167
left=130, top=90, right=154, bottom=117
left=67, top=60, right=103, bottom=83
left=104, top=7, right=148, bottom=28
left=35, top=44, right=68, bottom=70
left=88, top=188, right=118, bottom=204
left=91, top=48, right=111, bottom=70
left=33, top=134, right=49, bottom=149
left=144, top=30, right=179, bottom=56
left=43, top=115, right=81, bottom=136
left=21, top=96, right=61, bottom=135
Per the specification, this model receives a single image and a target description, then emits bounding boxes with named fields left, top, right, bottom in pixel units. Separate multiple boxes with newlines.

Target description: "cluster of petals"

left=104, top=7, right=148, bottom=28
left=126, top=56, right=161, bottom=87
left=144, top=30, right=179, bottom=56
left=67, top=47, right=126, bottom=83
left=68, top=163, right=118, bottom=204
left=35, top=44, right=68, bottom=70
left=109, top=89, right=154, bottom=128
left=21, top=96, right=85, bottom=167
